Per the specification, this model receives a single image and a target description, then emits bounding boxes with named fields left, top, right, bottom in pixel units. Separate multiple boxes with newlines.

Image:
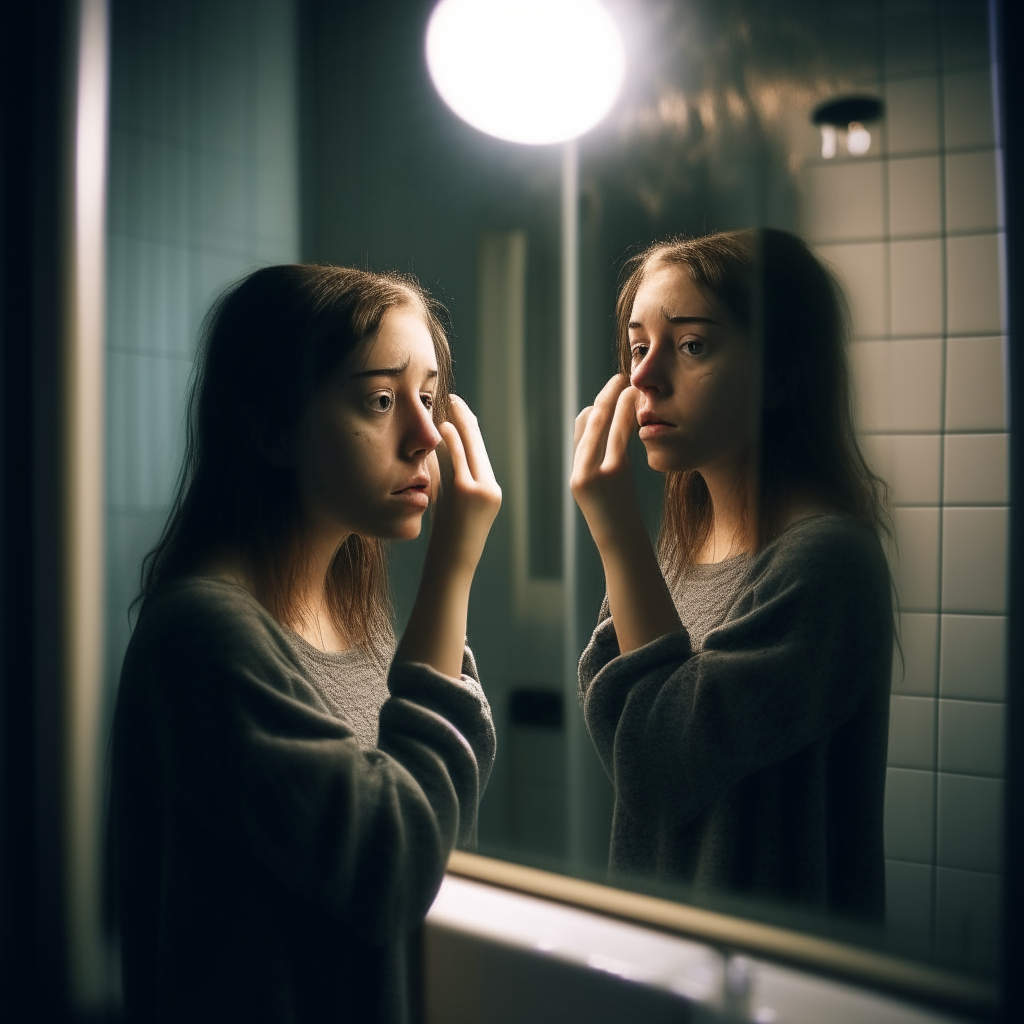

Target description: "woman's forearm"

left=394, top=549, right=474, bottom=679
left=598, top=522, right=682, bottom=654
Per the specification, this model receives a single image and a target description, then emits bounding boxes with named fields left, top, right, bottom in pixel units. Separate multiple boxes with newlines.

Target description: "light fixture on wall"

left=425, top=0, right=626, bottom=865
left=812, top=95, right=884, bottom=158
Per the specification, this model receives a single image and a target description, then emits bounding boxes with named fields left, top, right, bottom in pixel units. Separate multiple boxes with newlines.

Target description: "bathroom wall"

left=794, top=0, right=1005, bottom=975
left=105, top=0, right=299, bottom=718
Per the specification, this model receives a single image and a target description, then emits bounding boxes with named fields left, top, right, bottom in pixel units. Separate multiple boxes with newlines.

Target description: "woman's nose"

left=630, top=344, right=667, bottom=393
left=405, top=399, right=442, bottom=457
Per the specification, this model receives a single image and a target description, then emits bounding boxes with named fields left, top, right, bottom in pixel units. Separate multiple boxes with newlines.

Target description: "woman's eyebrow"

left=627, top=313, right=722, bottom=329
left=663, top=312, right=721, bottom=326
left=350, top=354, right=412, bottom=378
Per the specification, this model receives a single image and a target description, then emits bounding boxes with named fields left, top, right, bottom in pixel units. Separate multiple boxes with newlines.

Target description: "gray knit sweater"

left=110, top=576, right=495, bottom=1024
left=579, top=515, right=892, bottom=920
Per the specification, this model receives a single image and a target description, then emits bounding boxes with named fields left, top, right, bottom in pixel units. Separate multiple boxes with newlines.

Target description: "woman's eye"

left=369, top=391, right=394, bottom=412
left=681, top=339, right=704, bottom=355
left=420, top=393, right=434, bottom=411
left=630, top=344, right=649, bottom=364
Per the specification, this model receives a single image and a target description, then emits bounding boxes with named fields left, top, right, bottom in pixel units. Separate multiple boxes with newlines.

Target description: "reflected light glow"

left=425, top=0, right=626, bottom=145
left=845, top=121, right=871, bottom=155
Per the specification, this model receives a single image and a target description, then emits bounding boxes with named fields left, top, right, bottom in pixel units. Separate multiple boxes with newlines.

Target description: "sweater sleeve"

left=133, top=584, right=495, bottom=943
left=578, top=518, right=892, bottom=827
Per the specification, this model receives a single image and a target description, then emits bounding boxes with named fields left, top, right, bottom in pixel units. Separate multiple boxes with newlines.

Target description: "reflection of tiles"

left=803, top=4, right=1007, bottom=974
left=945, top=337, right=1008, bottom=430
left=888, top=156, right=941, bottom=236
left=939, top=615, right=1006, bottom=701
left=941, top=507, right=1008, bottom=614
left=851, top=339, right=943, bottom=431
left=946, top=234, right=1005, bottom=335
left=815, top=241, right=887, bottom=337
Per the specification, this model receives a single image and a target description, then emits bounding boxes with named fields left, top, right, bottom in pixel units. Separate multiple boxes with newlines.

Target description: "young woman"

left=109, top=265, right=500, bottom=1023
left=572, top=229, right=893, bottom=920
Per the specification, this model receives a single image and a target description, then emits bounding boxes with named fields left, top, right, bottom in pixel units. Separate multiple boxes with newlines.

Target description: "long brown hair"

left=137, top=264, right=453, bottom=655
left=615, top=228, right=891, bottom=569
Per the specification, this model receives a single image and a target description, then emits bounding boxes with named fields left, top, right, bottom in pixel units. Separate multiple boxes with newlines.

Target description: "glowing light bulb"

left=846, top=121, right=871, bottom=155
left=820, top=124, right=837, bottom=159
left=425, top=0, right=626, bottom=145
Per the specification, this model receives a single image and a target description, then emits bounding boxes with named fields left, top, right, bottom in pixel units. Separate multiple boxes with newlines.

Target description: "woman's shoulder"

left=131, top=574, right=287, bottom=665
left=752, top=513, right=890, bottom=593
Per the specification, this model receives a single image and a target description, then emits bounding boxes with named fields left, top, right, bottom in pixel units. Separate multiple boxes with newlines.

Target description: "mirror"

left=103, top=0, right=1005, bottom=996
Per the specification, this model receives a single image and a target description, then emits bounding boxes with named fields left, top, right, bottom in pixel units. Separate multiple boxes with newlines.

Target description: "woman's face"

left=628, top=261, right=760, bottom=475
left=289, top=304, right=442, bottom=542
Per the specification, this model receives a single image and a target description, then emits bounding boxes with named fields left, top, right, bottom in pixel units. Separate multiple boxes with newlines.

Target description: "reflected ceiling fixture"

left=812, top=96, right=884, bottom=159
left=425, top=0, right=626, bottom=145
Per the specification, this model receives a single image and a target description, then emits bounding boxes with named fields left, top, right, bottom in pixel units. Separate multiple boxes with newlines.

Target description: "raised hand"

left=397, top=395, right=501, bottom=678
left=571, top=374, right=682, bottom=654
left=570, top=374, right=644, bottom=551
left=428, top=395, right=502, bottom=575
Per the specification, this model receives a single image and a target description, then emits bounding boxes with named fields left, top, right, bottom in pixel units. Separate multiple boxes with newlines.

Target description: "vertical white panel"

left=66, top=0, right=109, bottom=1008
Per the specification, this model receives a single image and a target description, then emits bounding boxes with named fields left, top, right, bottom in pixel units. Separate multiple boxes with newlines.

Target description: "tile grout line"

left=931, top=0, right=948, bottom=960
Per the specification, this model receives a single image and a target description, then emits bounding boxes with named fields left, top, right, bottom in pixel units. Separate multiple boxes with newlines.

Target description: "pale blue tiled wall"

left=798, top=0, right=1004, bottom=975
left=105, top=0, right=298, bottom=711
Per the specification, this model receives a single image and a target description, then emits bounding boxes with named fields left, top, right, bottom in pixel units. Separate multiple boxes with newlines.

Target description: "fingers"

left=437, top=421, right=464, bottom=484
left=603, top=386, right=639, bottom=469
left=445, top=395, right=497, bottom=485
left=574, top=374, right=630, bottom=470
left=426, top=448, right=441, bottom=503
left=574, top=407, right=593, bottom=452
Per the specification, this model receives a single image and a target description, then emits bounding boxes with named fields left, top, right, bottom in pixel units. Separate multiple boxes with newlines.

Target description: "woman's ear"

left=244, top=407, right=293, bottom=468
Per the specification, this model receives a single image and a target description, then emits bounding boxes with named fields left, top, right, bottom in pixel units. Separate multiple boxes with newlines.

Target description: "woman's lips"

left=392, top=482, right=430, bottom=509
left=637, top=412, right=675, bottom=440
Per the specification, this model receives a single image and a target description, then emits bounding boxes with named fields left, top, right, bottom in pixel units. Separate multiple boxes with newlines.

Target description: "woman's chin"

left=387, top=511, right=426, bottom=542
left=643, top=447, right=686, bottom=475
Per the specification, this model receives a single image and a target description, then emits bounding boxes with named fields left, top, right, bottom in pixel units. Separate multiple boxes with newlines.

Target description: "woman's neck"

left=286, top=523, right=351, bottom=652
left=694, top=463, right=834, bottom=564
left=695, top=459, right=754, bottom=564
left=200, top=526, right=352, bottom=653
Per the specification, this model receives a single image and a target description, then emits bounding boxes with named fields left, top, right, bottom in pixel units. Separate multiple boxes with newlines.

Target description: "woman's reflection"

left=572, top=229, right=893, bottom=920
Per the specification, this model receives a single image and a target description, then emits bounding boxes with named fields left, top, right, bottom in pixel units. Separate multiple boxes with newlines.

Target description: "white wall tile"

left=885, top=767, right=934, bottom=863
left=885, top=860, right=933, bottom=957
left=936, top=773, right=1003, bottom=872
left=851, top=339, right=943, bottom=431
left=943, top=68, right=996, bottom=149
left=884, top=1, right=939, bottom=79
left=861, top=434, right=940, bottom=504
left=941, top=506, right=1008, bottom=613
left=892, top=507, right=940, bottom=610
left=888, top=696, right=936, bottom=769
left=894, top=612, right=938, bottom=696
left=890, top=239, right=943, bottom=336
left=945, top=149, right=1000, bottom=232
left=886, top=76, right=940, bottom=155
left=939, top=614, right=1006, bottom=701
left=946, top=233, right=1005, bottom=335
left=939, top=0, right=991, bottom=71
left=801, top=161, right=884, bottom=241
left=943, top=433, right=1009, bottom=504
left=945, top=336, right=1008, bottom=430
left=887, top=156, right=941, bottom=237
left=935, top=867, right=1001, bottom=976
left=816, top=242, right=887, bottom=337
left=938, top=699, right=1005, bottom=776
